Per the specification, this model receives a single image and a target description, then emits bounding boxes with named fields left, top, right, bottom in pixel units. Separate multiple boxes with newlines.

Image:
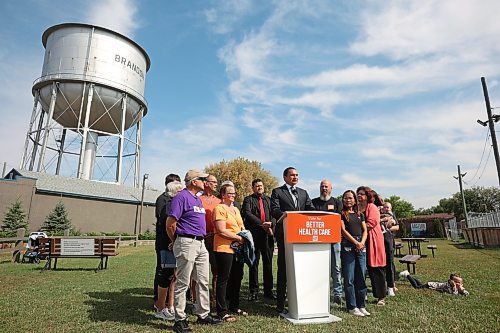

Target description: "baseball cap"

left=184, top=169, right=209, bottom=182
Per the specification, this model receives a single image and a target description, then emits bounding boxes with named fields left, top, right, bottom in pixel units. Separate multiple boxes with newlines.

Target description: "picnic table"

left=401, top=237, right=427, bottom=256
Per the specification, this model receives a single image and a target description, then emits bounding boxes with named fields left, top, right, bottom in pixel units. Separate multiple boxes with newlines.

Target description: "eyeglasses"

left=196, top=177, right=208, bottom=182
left=357, top=192, right=366, bottom=196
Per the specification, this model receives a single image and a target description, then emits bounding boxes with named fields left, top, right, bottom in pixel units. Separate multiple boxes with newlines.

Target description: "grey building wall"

left=0, top=171, right=158, bottom=234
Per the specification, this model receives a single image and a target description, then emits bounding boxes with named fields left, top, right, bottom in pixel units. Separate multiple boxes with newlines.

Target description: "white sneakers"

left=387, top=287, right=396, bottom=297
left=155, top=307, right=175, bottom=321
left=399, top=270, right=410, bottom=279
left=349, top=308, right=365, bottom=317
left=359, top=308, right=371, bottom=316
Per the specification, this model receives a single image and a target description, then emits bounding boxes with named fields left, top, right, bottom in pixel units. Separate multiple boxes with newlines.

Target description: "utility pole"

left=454, top=165, right=469, bottom=227
left=480, top=77, right=500, bottom=186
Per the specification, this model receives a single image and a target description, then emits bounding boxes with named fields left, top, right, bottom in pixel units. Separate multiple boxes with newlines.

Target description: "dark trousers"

left=154, top=249, right=161, bottom=301
left=249, top=232, right=274, bottom=295
left=215, top=252, right=244, bottom=317
left=407, top=275, right=428, bottom=289
left=383, top=232, right=396, bottom=288
left=367, top=266, right=387, bottom=299
left=275, top=225, right=287, bottom=310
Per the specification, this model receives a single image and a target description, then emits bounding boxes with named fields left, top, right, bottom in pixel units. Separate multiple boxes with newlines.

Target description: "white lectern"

left=279, top=211, right=342, bottom=324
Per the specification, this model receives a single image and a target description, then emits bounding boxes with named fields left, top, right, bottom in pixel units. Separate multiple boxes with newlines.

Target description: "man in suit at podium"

left=271, top=166, right=314, bottom=313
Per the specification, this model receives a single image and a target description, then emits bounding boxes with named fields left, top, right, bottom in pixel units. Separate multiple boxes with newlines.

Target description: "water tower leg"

left=21, top=91, right=40, bottom=170
left=77, top=84, right=94, bottom=179
left=37, top=82, right=58, bottom=172
left=116, top=94, right=127, bottom=184
left=81, top=131, right=98, bottom=180
left=55, top=129, right=67, bottom=175
left=29, top=110, right=45, bottom=171
left=134, top=111, right=143, bottom=188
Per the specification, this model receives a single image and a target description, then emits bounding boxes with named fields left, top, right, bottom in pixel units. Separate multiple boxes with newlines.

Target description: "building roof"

left=4, top=169, right=161, bottom=204
left=401, top=213, right=455, bottom=221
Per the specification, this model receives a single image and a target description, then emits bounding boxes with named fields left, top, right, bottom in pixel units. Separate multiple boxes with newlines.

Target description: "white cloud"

left=202, top=0, right=253, bottom=34
left=85, top=0, right=140, bottom=37
left=350, top=0, right=500, bottom=60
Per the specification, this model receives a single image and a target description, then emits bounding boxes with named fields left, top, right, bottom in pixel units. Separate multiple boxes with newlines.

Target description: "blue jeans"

left=341, top=244, right=367, bottom=310
left=331, top=243, right=342, bottom=297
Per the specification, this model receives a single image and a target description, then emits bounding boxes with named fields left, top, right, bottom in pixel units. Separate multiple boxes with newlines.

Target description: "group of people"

left=153, top=167, right=468, bottom=333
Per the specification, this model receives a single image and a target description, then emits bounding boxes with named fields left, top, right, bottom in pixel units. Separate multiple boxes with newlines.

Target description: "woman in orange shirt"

left=213, top=184, right=246, bottom=322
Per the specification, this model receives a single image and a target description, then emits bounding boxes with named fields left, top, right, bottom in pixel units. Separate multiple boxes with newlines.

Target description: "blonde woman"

left=213, top=184, right=246, bottom=322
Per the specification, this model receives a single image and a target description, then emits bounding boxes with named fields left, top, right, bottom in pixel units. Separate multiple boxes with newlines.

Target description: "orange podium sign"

left=285, top=211, right=341, bottom=243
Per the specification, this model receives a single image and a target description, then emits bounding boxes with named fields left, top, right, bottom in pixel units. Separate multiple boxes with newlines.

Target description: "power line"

left=470, top=145, right=493, bottom=186
left=467, top=129, right=490, bottom=183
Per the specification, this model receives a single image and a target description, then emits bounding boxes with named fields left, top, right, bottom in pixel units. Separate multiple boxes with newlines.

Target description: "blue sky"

left=1, top=0, right=500, bottom=209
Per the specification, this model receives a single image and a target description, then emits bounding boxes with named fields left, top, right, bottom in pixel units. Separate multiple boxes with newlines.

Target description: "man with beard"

left=312, top=179, right=343, bottom=305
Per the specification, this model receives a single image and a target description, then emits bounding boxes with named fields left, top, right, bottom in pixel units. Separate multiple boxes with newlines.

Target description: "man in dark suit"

left=242, top=178, right=276, bottom=301
left=271, top=167, right=315, bottom=313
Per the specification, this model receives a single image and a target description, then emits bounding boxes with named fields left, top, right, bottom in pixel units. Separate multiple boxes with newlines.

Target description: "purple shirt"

left=169, top=188, right=206, bottom=237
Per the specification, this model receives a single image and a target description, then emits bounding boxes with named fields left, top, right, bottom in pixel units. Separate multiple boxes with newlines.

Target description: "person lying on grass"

left=399, top=270, right=469, bottom=296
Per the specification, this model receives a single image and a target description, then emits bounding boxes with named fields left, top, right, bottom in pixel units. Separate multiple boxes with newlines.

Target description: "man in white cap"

left=167, top=169, right=221, bottom=333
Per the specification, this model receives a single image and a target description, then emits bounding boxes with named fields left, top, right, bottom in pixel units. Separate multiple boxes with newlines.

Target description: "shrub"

left=42, top=201, right=72, bottom=233
left=138, top=230, right=156, bottom=240
left=2, top=199, right=28, bottom=233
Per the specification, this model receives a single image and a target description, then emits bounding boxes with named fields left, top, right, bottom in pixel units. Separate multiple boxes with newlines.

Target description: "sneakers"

left=196, top=315, right=222, bottom=325
left=399, top=270, right=410, bottom=279
left=387, top=288, right=396, bottom=297
left=333, top=295, right=342, bottom=306
left=348, top=308, right=365, bottom=317
left=155, top=307, right=175, bottom=321
left=359, top=308, right=371, bottom=316
left=173, top=320, right=192, bottom=333
left=248, top=293, right=258, bottom=301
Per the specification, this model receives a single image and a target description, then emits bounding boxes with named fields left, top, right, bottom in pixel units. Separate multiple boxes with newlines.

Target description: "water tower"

left=20, top=23, right=150, bottom=187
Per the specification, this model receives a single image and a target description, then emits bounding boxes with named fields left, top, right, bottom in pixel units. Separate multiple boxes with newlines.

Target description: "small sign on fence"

left=411, top=223, right=427, bottom=236
left=60, top=239, right=95, bottom=256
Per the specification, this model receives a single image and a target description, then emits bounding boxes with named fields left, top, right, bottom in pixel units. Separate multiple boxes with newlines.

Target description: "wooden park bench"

left=394, top=241, right=403, bottom=257
left=427, top=244, right=437, bottom=258
left=399, top=254, right=421, bottom=274
left=38, top=237, right=118, bottom=271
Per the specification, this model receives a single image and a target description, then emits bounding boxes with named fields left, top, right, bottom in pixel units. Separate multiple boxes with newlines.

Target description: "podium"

left=279, top=211, right=342, bottom=324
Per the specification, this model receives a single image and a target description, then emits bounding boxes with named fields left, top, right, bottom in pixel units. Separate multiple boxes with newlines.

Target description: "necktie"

left=291, top=187, right=299, bottom=209
left=259, top=196, right=266, bottom=221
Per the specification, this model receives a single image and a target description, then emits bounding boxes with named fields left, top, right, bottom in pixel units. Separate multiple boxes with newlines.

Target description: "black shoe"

left=248, top=293, right=258, bottom=301
left=333, top=295, right=342, bottom=306
left=173, top=320, right=192, bottom=333
left=197, top=315, right=222, bottom=325
left=263, top=292, right=277, bottom=300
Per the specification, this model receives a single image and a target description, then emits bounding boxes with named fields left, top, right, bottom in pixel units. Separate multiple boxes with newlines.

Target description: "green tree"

left=2, top=199, right=28, bottom=232
left=205, top=157, right=279, bottom=203
left=42, top=201, right=72, bottom=233
left=384, top=195, right=415, bottom=219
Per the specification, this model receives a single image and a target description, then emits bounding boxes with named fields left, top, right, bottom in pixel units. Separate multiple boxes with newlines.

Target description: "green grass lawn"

left=0, top=239, right=499, bottom=332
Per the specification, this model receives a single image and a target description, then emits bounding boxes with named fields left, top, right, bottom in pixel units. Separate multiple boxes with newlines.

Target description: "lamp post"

left=138, top=173, right=149, bottom=236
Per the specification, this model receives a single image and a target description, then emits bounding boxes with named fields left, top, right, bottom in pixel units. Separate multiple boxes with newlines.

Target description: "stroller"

left=22, top=232, right=48, bottom=264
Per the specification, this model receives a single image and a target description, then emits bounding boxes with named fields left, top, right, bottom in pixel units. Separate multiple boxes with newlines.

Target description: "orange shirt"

left=200, top=194, right=221, bottom=234
left=213, top=204, right=244, bottom=254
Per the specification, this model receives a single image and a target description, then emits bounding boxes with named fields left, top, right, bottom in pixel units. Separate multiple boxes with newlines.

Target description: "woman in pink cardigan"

left=357, top=186, right=387, bottom=306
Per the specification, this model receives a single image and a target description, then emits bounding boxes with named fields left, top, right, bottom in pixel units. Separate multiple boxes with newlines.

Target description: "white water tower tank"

left=22, top=23, right=151, bottom=186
